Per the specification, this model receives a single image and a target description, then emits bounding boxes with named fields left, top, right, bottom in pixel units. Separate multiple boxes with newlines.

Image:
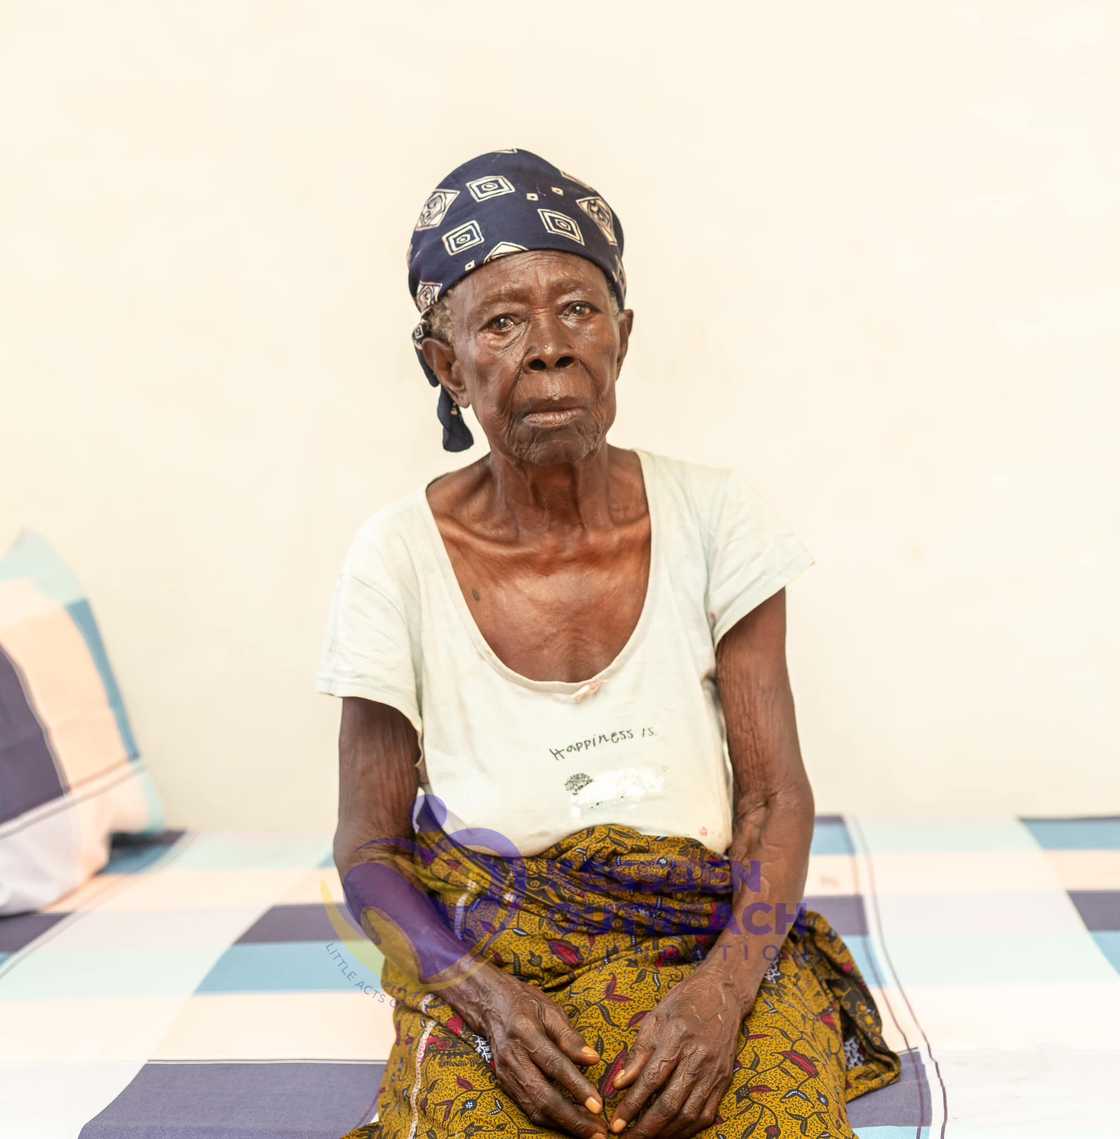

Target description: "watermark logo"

left=319, top=792, right=527, bottom=995
left=318, top=792, right=809, bottom=994
left=321, top=933, right=390, bottom=1003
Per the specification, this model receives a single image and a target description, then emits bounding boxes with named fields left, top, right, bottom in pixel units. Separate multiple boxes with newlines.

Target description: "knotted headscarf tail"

left=406, top=147, right=628, bottom=451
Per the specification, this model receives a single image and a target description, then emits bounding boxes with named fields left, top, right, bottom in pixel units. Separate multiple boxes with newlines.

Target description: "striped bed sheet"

left=0, top=814, right=1116, bottom=1139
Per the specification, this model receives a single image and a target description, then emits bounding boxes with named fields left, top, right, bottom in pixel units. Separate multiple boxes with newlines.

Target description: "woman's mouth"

left=522, top=407, right=584, bottom=427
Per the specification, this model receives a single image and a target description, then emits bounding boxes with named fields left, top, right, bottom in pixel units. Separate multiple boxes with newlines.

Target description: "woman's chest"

left=441, top=519, right=653, bottom=685
left=414, top=619, right=732, bottom=854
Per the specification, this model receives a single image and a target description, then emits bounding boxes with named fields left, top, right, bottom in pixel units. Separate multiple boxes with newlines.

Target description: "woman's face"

left=419, top=249, right=633, bottom=464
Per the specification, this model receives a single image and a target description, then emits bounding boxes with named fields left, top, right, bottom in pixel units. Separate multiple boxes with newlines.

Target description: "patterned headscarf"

left=406, top=148, right=627, bottom=452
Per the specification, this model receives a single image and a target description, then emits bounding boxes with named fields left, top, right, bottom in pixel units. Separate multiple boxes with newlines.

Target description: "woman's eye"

left=488, top=314, right=515, bottom=332
left=569, top=302, right=592, bottom=316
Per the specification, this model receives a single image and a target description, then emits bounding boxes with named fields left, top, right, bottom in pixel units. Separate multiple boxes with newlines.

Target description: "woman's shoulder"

left=641, top=449, right=800, bottom=575
left=350, top=485, right=424, bottom=541
left=338, top=487, right=428, bottom=602
left=642, top=448, right=782, bottom=516
left=638, top=447, right=738, bottom=528
left=640, top=448, right=733, bottom=490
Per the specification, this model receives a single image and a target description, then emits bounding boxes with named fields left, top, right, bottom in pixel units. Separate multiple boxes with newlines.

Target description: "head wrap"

left=406, top=147, right=627, bottom=451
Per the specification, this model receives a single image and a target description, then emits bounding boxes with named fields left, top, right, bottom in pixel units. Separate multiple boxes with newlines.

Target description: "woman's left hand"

left=606, top=964, right=756, bottom=1138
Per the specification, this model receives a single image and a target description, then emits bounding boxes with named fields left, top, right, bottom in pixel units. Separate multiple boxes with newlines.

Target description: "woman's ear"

left=616, top=308, right=634, bottom=374
left=419, top=336, right=455, bottom=387
left=419, top=337, right=470, bottom=410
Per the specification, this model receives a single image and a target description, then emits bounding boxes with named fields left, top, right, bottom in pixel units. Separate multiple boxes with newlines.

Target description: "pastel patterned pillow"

left=0, top=529, right=165, bottom=914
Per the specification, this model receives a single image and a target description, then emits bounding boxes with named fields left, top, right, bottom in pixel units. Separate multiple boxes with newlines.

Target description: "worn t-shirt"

left=315, top=448, right=815, bottom=857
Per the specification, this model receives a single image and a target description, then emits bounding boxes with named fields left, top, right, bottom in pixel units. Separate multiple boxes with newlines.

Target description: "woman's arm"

left=607, top=588, right=814, bottom=1138
left=333, top=696, right=610, bottom=1138
left=695, top=586, right=815, bottom=1001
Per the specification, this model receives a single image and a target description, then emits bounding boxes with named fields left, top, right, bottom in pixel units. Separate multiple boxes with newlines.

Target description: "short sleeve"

left=704, top=467, right=816, bottom=646
left=315, top=526, right=422, bottom=739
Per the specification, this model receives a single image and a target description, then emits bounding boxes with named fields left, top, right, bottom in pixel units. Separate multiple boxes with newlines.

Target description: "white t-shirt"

left=315, top=448, right=814, bottom=857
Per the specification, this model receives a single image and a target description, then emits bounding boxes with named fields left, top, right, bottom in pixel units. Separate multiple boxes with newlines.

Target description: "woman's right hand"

left=450, top=965, right=608, bottom=1138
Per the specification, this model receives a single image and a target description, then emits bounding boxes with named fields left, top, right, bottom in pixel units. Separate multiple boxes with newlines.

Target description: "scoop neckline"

left=416, top=448, right=661, bottom=695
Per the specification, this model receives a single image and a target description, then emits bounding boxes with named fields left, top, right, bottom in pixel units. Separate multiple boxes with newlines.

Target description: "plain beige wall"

left=2, top=2, right=1116, bottom=833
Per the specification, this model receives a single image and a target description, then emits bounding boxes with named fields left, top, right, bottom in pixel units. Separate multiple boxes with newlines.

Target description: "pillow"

left=0, top=528, right=165, bottom=914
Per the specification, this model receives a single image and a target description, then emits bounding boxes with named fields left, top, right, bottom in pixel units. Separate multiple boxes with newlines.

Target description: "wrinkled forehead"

left=443, top=248, right=616, bottom=310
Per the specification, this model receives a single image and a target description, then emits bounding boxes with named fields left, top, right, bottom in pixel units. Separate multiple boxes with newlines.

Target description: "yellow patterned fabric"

left=341, top=818, right=901, bottom=1138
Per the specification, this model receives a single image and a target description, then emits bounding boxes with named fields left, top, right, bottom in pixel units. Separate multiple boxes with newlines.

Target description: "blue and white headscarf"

left=406, top=148, right=627, bottom=452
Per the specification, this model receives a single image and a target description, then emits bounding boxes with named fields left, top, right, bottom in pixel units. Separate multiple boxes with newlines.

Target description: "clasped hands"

left=474, top=960, right=756, bottom=1139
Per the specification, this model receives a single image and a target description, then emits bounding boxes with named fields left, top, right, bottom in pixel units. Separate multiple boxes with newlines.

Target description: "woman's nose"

left=527, top=352, right=575, bottom=371
left=525, top=312, right=576, bottom=371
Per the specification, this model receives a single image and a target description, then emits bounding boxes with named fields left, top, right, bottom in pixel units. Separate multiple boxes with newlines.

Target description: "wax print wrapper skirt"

left=340, top=816, right=901, bottom=1138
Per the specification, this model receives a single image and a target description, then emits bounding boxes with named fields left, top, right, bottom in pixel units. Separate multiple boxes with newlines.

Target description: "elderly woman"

left=317, top=149, right=901, bottom=1139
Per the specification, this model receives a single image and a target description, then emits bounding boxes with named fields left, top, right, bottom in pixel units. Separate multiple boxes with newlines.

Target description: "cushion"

left=0, top=528, right=165, bottom=914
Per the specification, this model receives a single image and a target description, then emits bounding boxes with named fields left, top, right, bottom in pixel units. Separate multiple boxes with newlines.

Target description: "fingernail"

left=593, top=1133, right=607, bottom=1139
left=611, top=1119, right=627, bottom=1133
left=585, top=1095, right=602, bottom=1113
left=582, top=1045, right=599, bottom=1059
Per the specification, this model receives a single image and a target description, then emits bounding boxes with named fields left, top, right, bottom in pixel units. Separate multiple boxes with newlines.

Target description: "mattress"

left=0, top=814, right=1116, bottom=1138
